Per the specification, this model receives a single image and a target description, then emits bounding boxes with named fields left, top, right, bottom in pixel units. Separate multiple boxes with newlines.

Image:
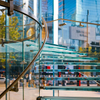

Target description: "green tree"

left=0, top=12, right=20, bottom=41
left=0, top=13, right=20, bottom=69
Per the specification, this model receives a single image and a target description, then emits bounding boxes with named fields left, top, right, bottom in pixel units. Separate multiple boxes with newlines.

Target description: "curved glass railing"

left=0, top=1, right=48, bottom=100
left=0, top=15, right=48, bottom=100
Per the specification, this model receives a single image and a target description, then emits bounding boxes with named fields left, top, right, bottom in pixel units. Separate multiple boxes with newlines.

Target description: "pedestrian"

left=29, top=72, right=32, bottom=87
left=26, top=74, right=29, bottom=87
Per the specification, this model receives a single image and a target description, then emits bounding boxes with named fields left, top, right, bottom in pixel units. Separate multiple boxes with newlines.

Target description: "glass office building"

left=42, top=0, right=53, bottom=43
left=42, top=0, right=58, bottom=44
left=58, top=0, right=100, bottom=50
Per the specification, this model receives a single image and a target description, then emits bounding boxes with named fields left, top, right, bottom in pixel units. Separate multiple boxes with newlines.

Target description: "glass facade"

left=42, top=0, right=53, bottom=43
left=64, top=0, right=76, bottom=20
left=58, top=0, right=100, bottom=50
left=76, top=0, right=100, bottom=22
left=59, top=0, right=64, bottom=18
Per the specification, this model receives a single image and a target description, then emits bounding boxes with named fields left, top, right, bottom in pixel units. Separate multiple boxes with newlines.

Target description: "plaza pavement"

left=0, top=84, right=100, bottom=100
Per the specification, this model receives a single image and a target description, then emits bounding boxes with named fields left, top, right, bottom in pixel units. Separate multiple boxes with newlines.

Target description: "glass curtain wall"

left=58, top=0, right=100, bottom=50
left=42, top=0, right=53, bottom=43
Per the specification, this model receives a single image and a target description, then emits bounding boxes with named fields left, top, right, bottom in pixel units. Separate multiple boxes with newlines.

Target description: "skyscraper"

left=42, top=0, right=58, bottom=44
left=58, top=0, right=100, bottom=49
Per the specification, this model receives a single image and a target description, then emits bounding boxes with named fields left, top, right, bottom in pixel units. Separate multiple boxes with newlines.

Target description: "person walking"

left=26, top=74, right=29, bottom=87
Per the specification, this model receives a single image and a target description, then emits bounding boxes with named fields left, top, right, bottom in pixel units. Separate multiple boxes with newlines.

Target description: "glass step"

left=39, top=62, right=100, bottom=66
left=40, top=69, right=100, bottom=72
left=41, top=86, right=100, bottom=91
left=40, top=57, right=97, bottom=61
left=40, top=96, right=100, bottom=100
left=40, top=77, right=100, bottom=80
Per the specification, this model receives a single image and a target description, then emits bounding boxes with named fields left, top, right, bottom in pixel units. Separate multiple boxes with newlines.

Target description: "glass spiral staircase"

left=0, top=1, right=100, bottom=100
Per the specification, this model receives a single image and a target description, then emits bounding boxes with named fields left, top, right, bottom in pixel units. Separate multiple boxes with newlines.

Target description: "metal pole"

left=86, top=10, right=89, bottom=48
left=22, top=0, right=25, bottom=99
left=62, top=14, right=63, bottom=45
left=86, top=10, right=90, bottom=86
left=53, top=62, right=55, bottom=96
left=39, top=0, right=42, bottom=97
left=5, top=6, right=9, bottom=100
left=58, top=90, right=59, bottom=96
left=62, top=26, right=63, bottom=45
left=22, top=15, right=25, bottom=100
left=53, top=0, right=55, bottom=96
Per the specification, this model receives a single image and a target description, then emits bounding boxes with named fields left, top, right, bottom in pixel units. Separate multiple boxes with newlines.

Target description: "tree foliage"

left=0, top=13, right=20, bottom=41
left=0, top=13, right=20, bottom=69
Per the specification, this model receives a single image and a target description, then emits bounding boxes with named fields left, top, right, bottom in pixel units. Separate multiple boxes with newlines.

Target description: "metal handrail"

left=0, top=0, right=42, bottom=45
left=0, top=17, right=48, bottom=99
left=0, top=34, right=35, bottom=45
left=46, top=18, right=100, bottom=26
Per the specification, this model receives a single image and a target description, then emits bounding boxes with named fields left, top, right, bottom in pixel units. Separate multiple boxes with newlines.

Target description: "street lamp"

left=79, top=22, right=84, bottom=27
left=18, top=3, right=26, bottom=7
left=0, top=9, right=6, bottom=13
left=59, top=23, right=66, bottom=26
left=18, top=3, right=34, bottom=12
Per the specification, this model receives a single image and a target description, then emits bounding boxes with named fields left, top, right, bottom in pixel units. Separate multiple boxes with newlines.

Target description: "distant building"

left=58, top=0, right=100, bottom=50
left=42, top=0, right=58, bottom=44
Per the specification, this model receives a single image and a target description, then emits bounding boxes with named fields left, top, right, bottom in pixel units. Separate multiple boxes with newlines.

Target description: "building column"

left=34, top=0, right=37, bottom=17
left=53, top=0, right=58, bottom=44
